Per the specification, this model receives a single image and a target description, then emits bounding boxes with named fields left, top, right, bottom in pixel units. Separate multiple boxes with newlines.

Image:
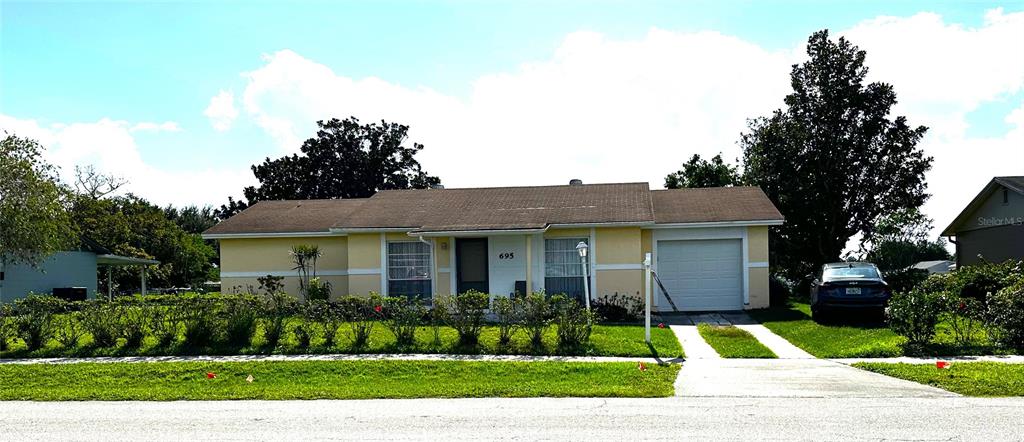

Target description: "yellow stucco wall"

left=347, top=233, right=381, bottom=269
left=595, top=269, right=643, bottom=300
left=595, top=227, right=640, bottom=264
left=747, top=267, right=769, bottom=309
left=747, top=226, right=769, bottom=263
left=348, top=274, right=381, bottom=296
left=746, top=226, right=770, bottom=309
left=222, top=275, right=349, bottom=299
left=219, top=236, right=348, bottom=273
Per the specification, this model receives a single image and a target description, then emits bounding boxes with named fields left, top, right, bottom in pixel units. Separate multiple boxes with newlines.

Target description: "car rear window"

left=824, top=266, right=880, bottom=279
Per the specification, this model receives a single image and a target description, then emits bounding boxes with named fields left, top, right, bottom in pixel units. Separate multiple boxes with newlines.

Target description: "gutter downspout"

left=947, top=236, right=959, bottom=268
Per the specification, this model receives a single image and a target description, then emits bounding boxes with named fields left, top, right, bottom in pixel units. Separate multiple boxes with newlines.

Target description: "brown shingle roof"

left=338, top=182, right=655, bottom=232
left=203, top=199, right=367, bottom=235
left=203, top=183, right=785, bottom=235
left=651, top=187, right=783, bottom=224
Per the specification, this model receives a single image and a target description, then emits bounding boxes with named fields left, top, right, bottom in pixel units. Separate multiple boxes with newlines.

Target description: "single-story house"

left=203, top=181, right=784, bottom=312
left=912, top=260, right=954, bottom=274
left=0, top=237, right=159, bottom=303
left=942, top=176, right=1024, bottom=267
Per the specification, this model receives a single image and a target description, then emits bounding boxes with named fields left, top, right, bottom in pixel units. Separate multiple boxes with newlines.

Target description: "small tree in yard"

left=888, top=288, right=943, bottom=351
left=290, top=244, right=321, bottom=301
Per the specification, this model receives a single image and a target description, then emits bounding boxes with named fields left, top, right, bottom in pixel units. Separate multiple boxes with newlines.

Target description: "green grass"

left=0, top=320, right=683, bottom=360
left=0, top=360, right=680, bottom=400
left=749, top=302, right=1011, bottom=358
left=696, top=324, right=776, bottom=358
left=854, top=362, right=1024, bottom=397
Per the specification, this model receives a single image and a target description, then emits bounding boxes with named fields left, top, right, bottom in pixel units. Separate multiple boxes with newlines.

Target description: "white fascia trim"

left=548, top=221, right=654, bottom=229
left=202, top=231, right=343, bottom=239
left=438, top=267, right=452, bottom=273
left=595, top=263, right=643, bottom=271
left=644, top=219, right=784, bottom=229
left=747, top=261, right=769, bottom=268
left=221, top=270, right=349, bottom=278
left=330, top=227, right=413, bottom=234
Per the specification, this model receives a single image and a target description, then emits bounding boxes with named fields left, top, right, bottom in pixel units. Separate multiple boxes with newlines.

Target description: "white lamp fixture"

left=575, top=241, right=591, bottom=310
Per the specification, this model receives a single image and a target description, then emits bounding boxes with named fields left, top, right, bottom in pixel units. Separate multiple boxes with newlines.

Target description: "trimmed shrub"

left=769, top=274, right=794, bottom=307
left=445, top=290, right=489, bottom=347
left=552, top=295, right=596, bottom=352
left=339, top=294, right=381, bottom=349
left=307, top=300, right=344, bottom=349
left=593, top=293, right=641, bottom=322
left=988, top=280, right=1024, bottom=351
left=147, top=302, right=184, bottom=348
left=54, top=309, right=86, bottom=348
left=80, top=302, right=121, bottom=347
left=428, top=296, right=448, bottom=347
left=522, top=292, right=552, bottom=349
left=223, top=295, right=259, bottom=347
left=382, top=296, right=425, bottom=348
left=261, top=292, right=295, bottom=349
left=118, top=304, right=149, bottom=348
left=0, top=304, right=14, bottom=352
left=182, top=297, right=221, bottom=348
left=292, top=323, right=313, bottom=349
left=491, top=296, right=522, bottom=346
left=306, top=277, right=332, bottom=302
left=888, top=288, right=944, bottom=349
left=14, top=294, right=65, bottom=351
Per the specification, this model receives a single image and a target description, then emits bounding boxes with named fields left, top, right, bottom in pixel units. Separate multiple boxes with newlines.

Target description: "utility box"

left=53, top=287, right=88, bottom=302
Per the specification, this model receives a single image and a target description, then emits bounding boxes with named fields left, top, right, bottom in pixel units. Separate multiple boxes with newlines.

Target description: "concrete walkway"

left=676, top=358, right=958, bottom=398
left=734, top=323, right=814, bottom=359
left=0, top=352, right=683, bottom=366
left=669, top=325, right=720, bottom=359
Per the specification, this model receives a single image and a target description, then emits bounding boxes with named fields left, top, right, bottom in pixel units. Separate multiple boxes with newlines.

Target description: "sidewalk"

left=832, top=355, right=1024, bottom=365
left=0, top=352, right=684, bottom=366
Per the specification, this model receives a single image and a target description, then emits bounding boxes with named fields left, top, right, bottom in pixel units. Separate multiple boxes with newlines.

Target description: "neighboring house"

left=203, top=181, right=784, bottom=312
left=0, top=237, right=159, bottom=303
left=912, top=260, right=954, bottom=274
left=942, top=176, right=1024, bottom=267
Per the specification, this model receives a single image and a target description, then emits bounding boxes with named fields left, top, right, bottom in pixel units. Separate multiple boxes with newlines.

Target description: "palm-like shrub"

left=491, top=296, right=522, bottom=346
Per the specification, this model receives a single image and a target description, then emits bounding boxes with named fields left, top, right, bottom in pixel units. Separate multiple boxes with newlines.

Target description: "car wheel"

left=811, top=308, right=828, bottom=324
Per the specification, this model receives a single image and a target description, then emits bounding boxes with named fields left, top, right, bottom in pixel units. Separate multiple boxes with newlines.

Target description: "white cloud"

left=221, top=9, right=1023, bottom=241
left=203, top=90, right=239, bottom=131
left=0, top=115, right=254, bottom=208
left=130, top=121, right=181, bottom=132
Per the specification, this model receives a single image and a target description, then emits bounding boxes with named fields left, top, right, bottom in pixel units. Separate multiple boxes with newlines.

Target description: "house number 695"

left=498, top=252, right=515, bottom=260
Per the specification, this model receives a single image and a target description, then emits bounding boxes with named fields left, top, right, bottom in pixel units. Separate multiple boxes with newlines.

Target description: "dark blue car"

left=810, top=262, right=891, bottom=321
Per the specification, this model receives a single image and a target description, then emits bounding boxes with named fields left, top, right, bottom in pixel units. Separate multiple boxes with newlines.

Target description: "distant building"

left=0, top=237, right=158, bottom=303
left=912, top=260, right=954, bottom=274
left=942, top=176, right=1024, bottom=267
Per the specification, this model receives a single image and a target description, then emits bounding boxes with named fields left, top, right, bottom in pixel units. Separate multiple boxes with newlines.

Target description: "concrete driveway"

left=676, top=358, right=957, bottom=398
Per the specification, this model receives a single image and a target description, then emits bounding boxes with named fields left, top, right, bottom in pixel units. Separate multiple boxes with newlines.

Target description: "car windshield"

left=823, top=266, right=880, bottom=280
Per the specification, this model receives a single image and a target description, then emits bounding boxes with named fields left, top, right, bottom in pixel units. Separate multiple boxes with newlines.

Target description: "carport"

left=97, top=254, right=160, bottom=300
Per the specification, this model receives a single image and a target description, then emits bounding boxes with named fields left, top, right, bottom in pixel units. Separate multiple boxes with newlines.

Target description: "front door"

left=456, top=238, right=489, bottom=294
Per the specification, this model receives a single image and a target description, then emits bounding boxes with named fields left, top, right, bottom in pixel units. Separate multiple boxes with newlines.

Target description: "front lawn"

left=696, top=324, right=776, bottom=358
left=0, top=321, right=683, bottom=360
left=854, top=362, right=1024, bottom=397
left=0, top=360, right=680, bottom=400
left=749, top=302, right=1010, bottom=358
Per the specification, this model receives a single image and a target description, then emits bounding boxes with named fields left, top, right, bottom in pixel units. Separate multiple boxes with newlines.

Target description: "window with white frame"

left=387, top=241, right=432, bottom=300
left=544, top=238, right=589, bottom=301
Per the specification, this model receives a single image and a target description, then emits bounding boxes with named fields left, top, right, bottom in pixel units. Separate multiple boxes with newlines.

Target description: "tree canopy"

left=217, top=117, right=441, bottom=219
left=863, top=209, right=951, bottom=274
left=664, top=153, right=741, bottom=189
left=0, top=134, right=75, bottom=267
left=740, top=30, right=932, bottom=280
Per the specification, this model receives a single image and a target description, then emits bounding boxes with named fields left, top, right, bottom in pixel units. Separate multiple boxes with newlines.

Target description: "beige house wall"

left=347, top=233, right=381, bottom=269
left=746, top=226, right=770, bottom=309
left=219, top=236, right=348, bottom=273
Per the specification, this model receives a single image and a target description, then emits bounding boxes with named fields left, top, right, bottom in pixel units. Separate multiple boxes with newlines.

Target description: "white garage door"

left=656, top=239, right=743, bottom=311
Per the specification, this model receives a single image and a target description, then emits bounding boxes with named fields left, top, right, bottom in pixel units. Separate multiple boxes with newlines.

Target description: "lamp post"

left=575, top=241, right=590, bottom=310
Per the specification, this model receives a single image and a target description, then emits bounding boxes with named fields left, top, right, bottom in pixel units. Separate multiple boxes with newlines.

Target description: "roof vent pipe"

left=569, top=179, right=583, bottom=186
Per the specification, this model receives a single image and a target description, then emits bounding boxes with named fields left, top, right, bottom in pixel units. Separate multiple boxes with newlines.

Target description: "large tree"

left=664, top=153, right=741, bottom=189
left=0, top=134, right=75, bottom=267
left=71, top=194, right=217, bottom=291
left=741, top=30, right=932, bottom=280
left=217, top=117, right=441, bottom=219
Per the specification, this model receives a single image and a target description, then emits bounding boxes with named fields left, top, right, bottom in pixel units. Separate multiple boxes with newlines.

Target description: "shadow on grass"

left=751, top=302, right=888, bottom=330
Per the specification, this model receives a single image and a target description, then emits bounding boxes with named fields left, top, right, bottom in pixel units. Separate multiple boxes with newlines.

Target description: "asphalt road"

left=1, top=396, right=1022, bottom=441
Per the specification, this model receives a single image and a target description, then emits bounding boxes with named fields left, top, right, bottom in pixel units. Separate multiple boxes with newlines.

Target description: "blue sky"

left=1, top=0, right=1022, bottom=236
